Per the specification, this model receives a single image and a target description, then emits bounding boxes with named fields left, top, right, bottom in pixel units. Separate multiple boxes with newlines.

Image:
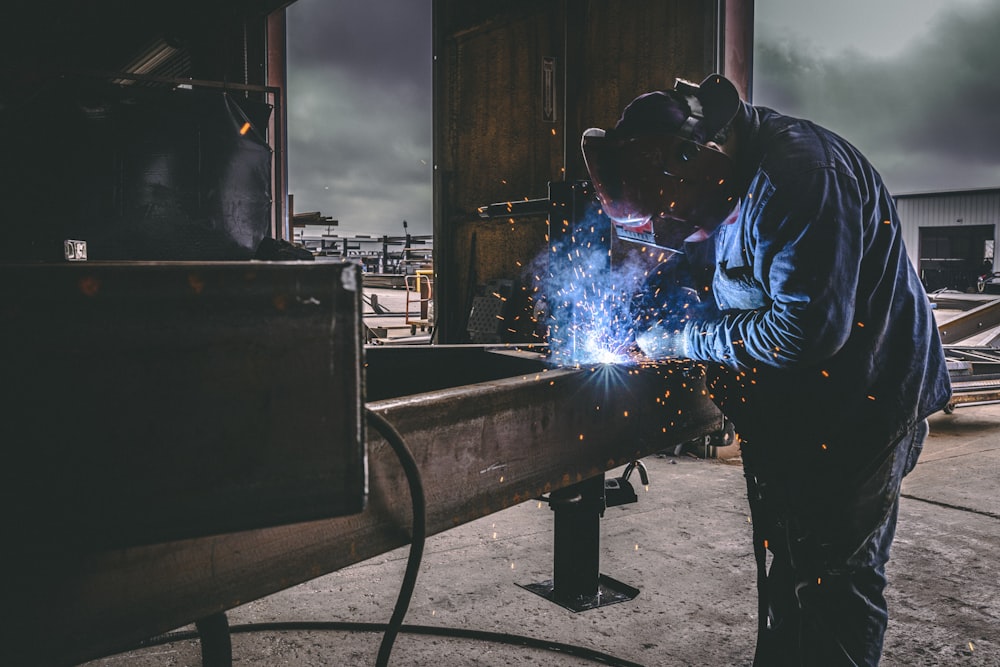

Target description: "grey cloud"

left=754, top=0, right=1000, bottom=192
left=286, top=0, right=432, bottom=88
left=288, top=50, right=432, bottom=235
left=285, top=5, right=434, bottom=237
left=893, top=4, right=1000, bottom=157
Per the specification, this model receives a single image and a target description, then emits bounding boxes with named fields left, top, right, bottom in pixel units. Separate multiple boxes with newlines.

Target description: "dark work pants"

left=745, top=420, right=927, bottom=667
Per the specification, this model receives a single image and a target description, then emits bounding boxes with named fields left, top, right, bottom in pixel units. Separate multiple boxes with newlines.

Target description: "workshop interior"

left=2, top=1, right=996, bottom=666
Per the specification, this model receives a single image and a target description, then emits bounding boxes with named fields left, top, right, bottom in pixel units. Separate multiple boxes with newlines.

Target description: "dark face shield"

left=582, top=129, right=737, bottom=250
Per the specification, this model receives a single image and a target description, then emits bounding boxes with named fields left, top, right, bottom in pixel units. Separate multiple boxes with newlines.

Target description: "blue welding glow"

left=590, top=344, right=625, bottom=366
left=532, top=211, right=652, bottom=368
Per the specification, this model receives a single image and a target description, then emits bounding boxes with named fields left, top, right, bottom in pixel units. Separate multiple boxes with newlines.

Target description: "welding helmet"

left=582, top=74, right=741, bottom=250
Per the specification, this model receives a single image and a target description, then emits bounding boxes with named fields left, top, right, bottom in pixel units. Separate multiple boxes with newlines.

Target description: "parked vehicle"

left=976, top=272, right=1000, bottom=294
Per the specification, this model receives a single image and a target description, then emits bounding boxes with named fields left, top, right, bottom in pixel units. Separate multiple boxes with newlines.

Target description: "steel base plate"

left=518, top=575, right=640, bottom=612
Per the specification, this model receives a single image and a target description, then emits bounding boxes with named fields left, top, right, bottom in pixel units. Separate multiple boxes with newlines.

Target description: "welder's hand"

left=635, top=321, right=690, bottom=359
left=631, top=283, right=700, bottom=359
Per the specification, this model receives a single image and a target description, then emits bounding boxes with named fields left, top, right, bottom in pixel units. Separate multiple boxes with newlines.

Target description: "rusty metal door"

left=432, top=0, right=753, bottom=342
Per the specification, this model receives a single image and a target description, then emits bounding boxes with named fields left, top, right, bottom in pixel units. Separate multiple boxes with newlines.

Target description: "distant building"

left=894, top=187, right=1000, bottom=292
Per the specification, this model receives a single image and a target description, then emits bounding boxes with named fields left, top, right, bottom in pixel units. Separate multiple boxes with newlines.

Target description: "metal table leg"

left=195, top=612, right=232, bottom=667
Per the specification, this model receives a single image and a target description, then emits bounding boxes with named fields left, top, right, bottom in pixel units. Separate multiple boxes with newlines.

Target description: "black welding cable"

left=137, top=621, right=645, bottom=666
left=123, top=410, right=643, bottom=667
left=365, top=407, right=427, bottom=667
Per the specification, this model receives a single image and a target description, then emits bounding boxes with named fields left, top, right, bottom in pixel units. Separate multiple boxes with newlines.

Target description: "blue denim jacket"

left=681, top=103, right=951, bottom=471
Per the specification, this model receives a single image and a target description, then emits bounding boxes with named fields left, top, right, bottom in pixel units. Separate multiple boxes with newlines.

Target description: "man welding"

left=582, top=74, right=951, bottom=666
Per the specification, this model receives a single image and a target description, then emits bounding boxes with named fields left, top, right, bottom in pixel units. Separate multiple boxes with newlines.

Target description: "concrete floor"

left=84, top=403, right=1000, bottom=667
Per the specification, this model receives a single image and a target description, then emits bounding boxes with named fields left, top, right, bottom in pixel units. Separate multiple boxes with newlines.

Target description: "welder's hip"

left=742, top=419, right=927, bottom=572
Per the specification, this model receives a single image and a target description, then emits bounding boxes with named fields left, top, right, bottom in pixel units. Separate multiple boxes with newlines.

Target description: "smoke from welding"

left=531, top=209, right=658, bottom=367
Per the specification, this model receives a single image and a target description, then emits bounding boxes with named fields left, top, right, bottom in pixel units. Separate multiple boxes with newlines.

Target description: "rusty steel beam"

left=948, top=383, right=1000, bottom=407
left=936, top=297, right=1000, bottom=344
left=7, top=349, right=720, bottom=666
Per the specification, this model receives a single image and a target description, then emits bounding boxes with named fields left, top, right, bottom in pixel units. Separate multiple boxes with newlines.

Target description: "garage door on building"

left=919, top=224, right=994, bottom=292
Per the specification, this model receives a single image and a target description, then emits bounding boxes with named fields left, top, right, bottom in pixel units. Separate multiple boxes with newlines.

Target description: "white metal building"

left=894, top=187, right=1000, bottom=292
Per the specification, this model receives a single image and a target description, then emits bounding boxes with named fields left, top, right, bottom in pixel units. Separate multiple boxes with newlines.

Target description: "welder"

left=582, top=74, right=952, bottom=666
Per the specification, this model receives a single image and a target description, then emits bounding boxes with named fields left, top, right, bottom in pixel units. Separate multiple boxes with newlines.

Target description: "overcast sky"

left=753, top=0, right=1000, bottom=197
left=286, top=0, right=433, bottom=238
left=285, top=0, right=999, bottom=238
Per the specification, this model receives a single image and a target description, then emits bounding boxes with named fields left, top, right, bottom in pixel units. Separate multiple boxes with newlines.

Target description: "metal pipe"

left=476, top=198, right=551, bottom=220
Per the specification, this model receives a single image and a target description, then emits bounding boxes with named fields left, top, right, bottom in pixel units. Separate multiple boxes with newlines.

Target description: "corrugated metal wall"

left=895, top=189, right=1000, bottom=268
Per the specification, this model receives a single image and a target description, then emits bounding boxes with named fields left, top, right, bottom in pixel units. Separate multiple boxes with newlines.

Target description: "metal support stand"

left=195, top=612, right=233, bottom=667
left=520, top=464, right=647, bottom=612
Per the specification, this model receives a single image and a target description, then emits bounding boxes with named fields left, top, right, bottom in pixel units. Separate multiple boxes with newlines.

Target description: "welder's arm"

left=634, top=290, right=699, bottom=358
left=684, top=169, right=863, bottom=370
left=632, top=253, right=709, bottom=359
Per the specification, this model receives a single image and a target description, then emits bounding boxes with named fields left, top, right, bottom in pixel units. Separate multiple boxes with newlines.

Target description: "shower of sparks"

left=530, top=209, right=651, bottom=367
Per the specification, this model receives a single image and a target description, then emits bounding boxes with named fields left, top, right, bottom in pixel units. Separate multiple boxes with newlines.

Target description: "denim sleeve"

left=686, top=167, right=864, bottom=369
